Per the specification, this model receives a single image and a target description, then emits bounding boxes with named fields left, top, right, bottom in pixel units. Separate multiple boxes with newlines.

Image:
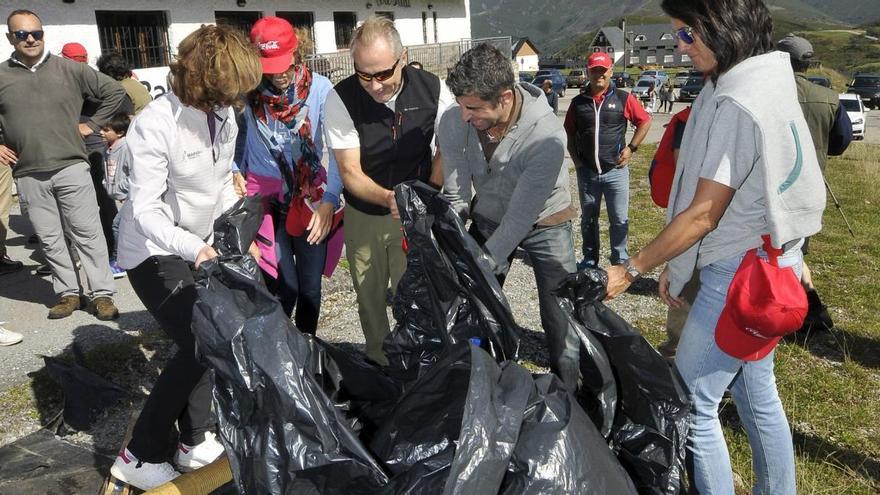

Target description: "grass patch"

left=617, top=141, right=880, bottom=492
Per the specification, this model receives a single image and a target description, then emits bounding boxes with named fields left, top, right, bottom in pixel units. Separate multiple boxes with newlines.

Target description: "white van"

left=839, top=93, right=866, bottom=140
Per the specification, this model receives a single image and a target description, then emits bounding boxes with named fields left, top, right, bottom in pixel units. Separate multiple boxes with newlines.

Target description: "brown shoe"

left=86, top=296, right=119, bottom=321
left=48, top=295, right=81, bottom=319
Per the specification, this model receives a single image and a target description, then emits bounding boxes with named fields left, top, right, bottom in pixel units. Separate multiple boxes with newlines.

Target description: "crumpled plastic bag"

left=193, top=257, right=390, bottom=495
left=212, top=194, right=264, bottom=257
left=191, top=183, right=675, bottom=494
left=385, top=181, right=521, bottom=378
left=556, top=268, right=691, bottom=495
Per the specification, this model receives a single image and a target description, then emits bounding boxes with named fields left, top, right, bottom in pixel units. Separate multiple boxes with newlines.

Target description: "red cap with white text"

left=250, top=17, right=298, bottom=74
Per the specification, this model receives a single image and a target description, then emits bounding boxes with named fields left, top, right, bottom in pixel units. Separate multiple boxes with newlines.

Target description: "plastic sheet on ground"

left=556, top=268, right=691, bottom=495
left=43, top=352, right=126, bottom=432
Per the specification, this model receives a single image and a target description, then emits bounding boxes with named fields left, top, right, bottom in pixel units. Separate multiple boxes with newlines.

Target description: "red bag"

left=285, top=185, right=344, bottom=237
left=649, top=106, right=691, bottom=208
left=715, top=235, right=808, bottom=361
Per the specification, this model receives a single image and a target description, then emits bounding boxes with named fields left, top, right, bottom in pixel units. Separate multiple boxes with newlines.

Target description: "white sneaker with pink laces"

left=175, top=431, right=225, bottom=471
left=110, top=447, right=180, bottom=490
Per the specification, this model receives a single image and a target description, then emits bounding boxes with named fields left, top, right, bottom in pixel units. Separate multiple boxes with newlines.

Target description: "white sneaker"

left=110, top=448, right=180, bottom=490
left=0, top=325, right=23, bottom=346
left=175, top=431, right=225, bottom=471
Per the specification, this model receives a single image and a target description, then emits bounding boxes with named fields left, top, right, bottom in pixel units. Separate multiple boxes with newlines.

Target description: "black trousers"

left=127, top=255, right=212, bottom=462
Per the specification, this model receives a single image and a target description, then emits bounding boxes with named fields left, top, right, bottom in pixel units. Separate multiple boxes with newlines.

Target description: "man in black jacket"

left=564, top=52, right=652, bottom=270
left=324, top=16, right=453, bottom=365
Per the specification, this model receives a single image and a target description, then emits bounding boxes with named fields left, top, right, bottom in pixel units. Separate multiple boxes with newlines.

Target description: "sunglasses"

left=11, top=30, right=44, bottom=42
left=355, top=57, right=402, bottom=82
left=675, top=26, right=695, bottom=45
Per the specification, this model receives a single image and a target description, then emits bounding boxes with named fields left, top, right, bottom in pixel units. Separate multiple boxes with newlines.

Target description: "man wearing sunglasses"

left=1, top=9, right=127, bottom=320
left=324, top=16, right=453, bottom=366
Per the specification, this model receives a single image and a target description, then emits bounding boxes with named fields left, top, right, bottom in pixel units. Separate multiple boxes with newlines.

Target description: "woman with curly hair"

left=111, top=25, right=261, bottom=489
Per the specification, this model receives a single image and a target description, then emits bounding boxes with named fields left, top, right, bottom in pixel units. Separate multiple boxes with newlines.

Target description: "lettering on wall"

left=376, top=0, right=412, bottom=6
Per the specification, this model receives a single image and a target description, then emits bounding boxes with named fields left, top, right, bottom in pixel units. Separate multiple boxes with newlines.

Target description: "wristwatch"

left=627, top=143, right=639, bottom=153
left=622, top=259, right=641, bottom=281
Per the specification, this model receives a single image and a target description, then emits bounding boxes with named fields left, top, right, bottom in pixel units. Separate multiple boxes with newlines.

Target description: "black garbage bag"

left=500, top=373, right=637, bottom=495
left=556, top=268, right=691, bottom=495
left=192, top=257, right=389, bottom=495
left=385, top=181, right=521, bottom=378
left=310, top=340, right=404, bottom=444
left=43, top=352, right=126, bottom=432
left=372, top=344, right=528, bottom=494
left=212, top=194, right=263, bottom=257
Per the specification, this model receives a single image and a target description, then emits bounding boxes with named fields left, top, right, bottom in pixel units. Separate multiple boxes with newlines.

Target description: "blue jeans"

left=675, top=245, right=803, bottom=495
left=475, top=219, right=579, bottom=389
left=575, top=165, right=630, bottom=267
left=271, top=213, right=326, bottom=333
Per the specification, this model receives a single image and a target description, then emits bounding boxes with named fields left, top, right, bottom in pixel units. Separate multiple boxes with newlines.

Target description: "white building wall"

left=517, top=54, right=539, bottom=72
left=17, top=0, right=470, bottom=60
left=14, top=0, right=469, bottom=96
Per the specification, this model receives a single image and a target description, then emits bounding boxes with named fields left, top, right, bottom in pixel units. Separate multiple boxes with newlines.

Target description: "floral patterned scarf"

left=250, top=65, right=325, bottom=203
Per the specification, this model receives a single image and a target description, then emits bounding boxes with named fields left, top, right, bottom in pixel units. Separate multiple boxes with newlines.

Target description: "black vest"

left=335, top=65, right=440, bottom=215
left=573, top=88, right=628, bottom=174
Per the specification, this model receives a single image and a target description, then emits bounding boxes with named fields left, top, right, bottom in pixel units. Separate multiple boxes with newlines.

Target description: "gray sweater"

left=439, top=83, right=571, bottom=264
left=666, top=51, right=825, bottom=296
left=0, top=53, right=127, bottom=177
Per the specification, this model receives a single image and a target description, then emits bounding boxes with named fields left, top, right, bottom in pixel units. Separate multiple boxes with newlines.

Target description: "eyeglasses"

left=355, top=57, right=402, bottom=82
left=675, top=26, right=695, bottom=45
left=11, top=30, right=44, bottom=42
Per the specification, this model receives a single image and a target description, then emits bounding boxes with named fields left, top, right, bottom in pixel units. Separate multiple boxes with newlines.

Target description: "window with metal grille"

left=215, top=11, right=262, bottom=35
left=422, top=12, right=428, bottom=43
left=432, top=11, right=438, bottom=43
left=277, top=11, right=315, bottom=50
left=334, top=12, right=357, bottom=49
left=96, top=10, right=171, bottom=69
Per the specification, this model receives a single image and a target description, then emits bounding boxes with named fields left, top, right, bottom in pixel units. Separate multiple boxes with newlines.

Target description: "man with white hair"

left=324, top=15, right=453, bottom=365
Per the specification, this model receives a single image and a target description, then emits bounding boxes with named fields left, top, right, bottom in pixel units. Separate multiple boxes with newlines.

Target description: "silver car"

left=631, top=78, right=657, bottom=100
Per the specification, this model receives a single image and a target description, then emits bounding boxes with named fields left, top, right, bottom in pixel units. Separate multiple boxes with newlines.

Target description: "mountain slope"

left=470, top=0, right=870, bottom=55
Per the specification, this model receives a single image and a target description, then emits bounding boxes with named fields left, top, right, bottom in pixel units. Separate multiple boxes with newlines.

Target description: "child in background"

left=101, top=113, right=132, bottom=278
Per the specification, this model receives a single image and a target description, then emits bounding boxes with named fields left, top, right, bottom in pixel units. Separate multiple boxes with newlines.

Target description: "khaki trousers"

left=16, top=162, right=115, bottom=298
left=343, top=205, right=407, bottom=365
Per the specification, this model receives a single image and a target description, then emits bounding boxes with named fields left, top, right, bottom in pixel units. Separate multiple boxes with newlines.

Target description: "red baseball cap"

left=61, top=42, right=88, bottom=63
left=714, top=244, right=808, bottom=361
left=250, top=17, right=298, bottom=74
left=587, top=52, right=613, bottom=70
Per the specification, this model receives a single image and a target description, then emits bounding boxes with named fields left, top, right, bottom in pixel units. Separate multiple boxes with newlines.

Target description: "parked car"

left=534, top=69, right=563, bottom=79
left=612, top=71, right=633, bottom=88
left=519, top=72, right=533, bottom=83
left=847, top=74, right=880, bottom=109
left=839, top=93, right=866, bottom=140
left=674, top=70, right=692, bottom=87
left=630, top=78, right=657, bottom=100
left=566, top=69, right=587, bottom=88
left=678, top=76, right=705, bottom=102
left=638, top=69, right=669, bottom=86
left=807, top=75, right=832, bottom=88
left=532, top=73, right=566, bottom=97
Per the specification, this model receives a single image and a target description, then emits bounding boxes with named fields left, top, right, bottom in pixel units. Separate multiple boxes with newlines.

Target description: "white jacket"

left=117, top=92, right=239, bottom=269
